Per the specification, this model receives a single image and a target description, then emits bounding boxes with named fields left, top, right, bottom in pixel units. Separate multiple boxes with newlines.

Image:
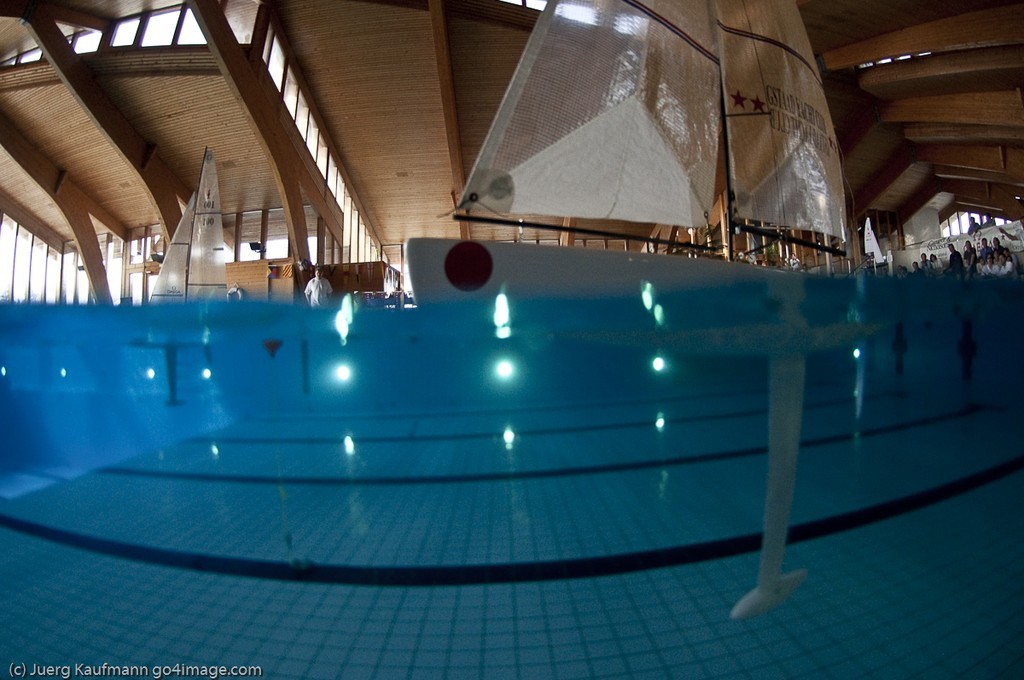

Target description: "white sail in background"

left=150, top=193, right=197, bottom=302
left=150, top=149, right=227, bottom=303
left=716, top=0, right=845, bottom=241
left=187, top=149, right=228, bottom=300
left=864, top=217, right=884, bottom=263
left=459, top=0, right=722, bottom=228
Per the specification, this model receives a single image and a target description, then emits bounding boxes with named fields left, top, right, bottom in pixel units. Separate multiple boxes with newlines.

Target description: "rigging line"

left=736, top=222, right=846, bottom=257
left=453, top=214, right=719, bottom=253
left=716, top=21, right=821, bottom=85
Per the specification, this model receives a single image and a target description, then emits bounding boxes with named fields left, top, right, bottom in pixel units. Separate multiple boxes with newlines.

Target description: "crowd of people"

left=901, top=236, right=1019, bottom=280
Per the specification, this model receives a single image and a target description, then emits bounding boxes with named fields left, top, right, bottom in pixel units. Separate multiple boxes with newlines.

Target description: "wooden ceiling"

left=0, top=0, right=1022, bottom=266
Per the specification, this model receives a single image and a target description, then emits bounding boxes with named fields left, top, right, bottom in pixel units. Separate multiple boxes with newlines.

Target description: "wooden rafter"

left=0, top=0, right=106, bottom=30
left=837, top=101, right=879, bottom=158
left=187, top=0, right=312, bottom=264
left=428, top=0, right=471, bottom=240
left=852, top=145, right=916, bottom=217
left=941, top=178, right=1024, bottom=219
left=904, top=123, right=1024, bottom=147
left=0, top=187, right=64, bottom=251
left=0, top=110, right=126, bottom=241
left=23, top=3, right=189, bottom=240
left=880, top=90, right=1024, bottom=127
left=822, top=4, right=1024, bottom=71
left=858, top=45, right=1024, bottom=100
left=896, top=176, right=944, bottom=225
left=933, top=164, right=1024, bottom=188
left=0, top=111, right=112, bottom=302
left=917, top=144, right=1024, bottom=181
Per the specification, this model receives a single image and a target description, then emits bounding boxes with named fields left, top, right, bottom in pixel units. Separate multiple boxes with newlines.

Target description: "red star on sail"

left=751, top=96, right=766, bottom=112
left=730, top=91, right=747, bottom=108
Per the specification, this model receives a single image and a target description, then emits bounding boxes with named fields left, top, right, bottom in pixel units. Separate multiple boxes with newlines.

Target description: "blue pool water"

left=1, top=273, right=1023, bottom=677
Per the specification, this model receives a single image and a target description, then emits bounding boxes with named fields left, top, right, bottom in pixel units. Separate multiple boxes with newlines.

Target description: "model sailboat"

left=409, top=0, right=854, bottom=618
left=151, top=148, right=228, bottom=303
left=456, top=0, right=845, bottom=247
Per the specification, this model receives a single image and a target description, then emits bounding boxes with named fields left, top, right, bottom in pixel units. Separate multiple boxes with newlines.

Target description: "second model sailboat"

left=150, top=148, right=228, bottom=303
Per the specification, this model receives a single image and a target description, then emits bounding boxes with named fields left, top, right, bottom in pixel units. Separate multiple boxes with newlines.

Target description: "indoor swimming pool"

left=1, top=269, right=1023, bottom=678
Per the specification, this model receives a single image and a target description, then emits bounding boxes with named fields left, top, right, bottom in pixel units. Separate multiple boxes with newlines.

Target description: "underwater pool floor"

left=1, top=374, right=1023, bottom=679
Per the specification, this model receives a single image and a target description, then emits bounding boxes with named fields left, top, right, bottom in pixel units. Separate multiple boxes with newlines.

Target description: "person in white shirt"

left=304, top=266, right=333, bottom=307
left=996, top=253, right=1016, bottom=278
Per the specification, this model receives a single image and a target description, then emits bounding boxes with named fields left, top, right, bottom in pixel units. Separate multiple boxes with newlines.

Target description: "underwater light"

left=655, top=413, right=666, bottom=431
left=146, top=368, right=156, bottom=380
left=59, top=368, right=67, bottom=378
left=335, top=294, right=354, bottom=344
left=496, top=359, right=514, bottom=379
left=210, top=442, right=219, bottom=458
left=344, top=435, right=355, bottom=456
left=652, top=356, right=666, bottom=372
left=853, top=347, right=862, bottom=360
left=503, top=427, right=515, bottom=448
left=201, top=367, right=212, bottom=380
left=653, top=304, right=665, bottom=326
left=641, top=281, right=654, bottom=311
left=336, top=364, right=352, bottom=382
left=1, top=366, right=6, bottom=377
left=494, top=292, right=511, bottom=336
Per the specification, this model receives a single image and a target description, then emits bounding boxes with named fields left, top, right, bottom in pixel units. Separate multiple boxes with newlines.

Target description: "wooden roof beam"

left=904, top=122, right=1024, bottom=147
left=822, top=4, right=1024, bottom=71
left=23, top=3, right=189, bottom=240
left=859, top=45, right=1024, bottom=100
left=187, top=0, right=312, bottom=264
left=837, top=101, right=879, bottom=158
left=917, top=144, right=1024, bottom=182
left=933, top=164, right=1024, bottom=189
left=853, top=145, right=916, bottom=217
left=428, top=0, right=471, bottom=240
left=0, top=110, right=127, bottom=242
left=188, top=0, right=398, bottom=264
left=0, top=0, right=107, bottom=30
left=939, top=203, right=995, bottom=224
left=0, top=188, right=64, bottom=251
left=879, top=90, right=1024, bottom=127
left=941, top=178, right=1024, bottom=219
left=896, top=176, right=943, bottom=224
left=0, top=112, right=112, bottom=302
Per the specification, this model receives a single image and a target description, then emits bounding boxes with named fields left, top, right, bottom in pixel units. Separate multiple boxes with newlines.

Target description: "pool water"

left=1, top=273, right=1022, bottom=677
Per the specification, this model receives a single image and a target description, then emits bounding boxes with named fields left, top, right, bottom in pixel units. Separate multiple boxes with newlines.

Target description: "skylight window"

left=111, top=18, right=140, bottom=47
left=73, top=30, right=101, bottom=54
left=19, top=48, right=42, bottom=63
left=177, top=9, right=206, bottom=45
left=141, top=9, right=180, bottom=47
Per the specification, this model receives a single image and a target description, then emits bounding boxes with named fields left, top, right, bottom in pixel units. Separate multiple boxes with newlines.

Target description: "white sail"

left=459, top=0, right=722, bottom=228
left=150, top=149, right=227, bottom=303
left=187, top=149, right=228, bottom=301
left=150, top=193, right=197, bottom=302
left=864, top=217, right=884, bottom=263
left=716, top=0, right=845, bottom=241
